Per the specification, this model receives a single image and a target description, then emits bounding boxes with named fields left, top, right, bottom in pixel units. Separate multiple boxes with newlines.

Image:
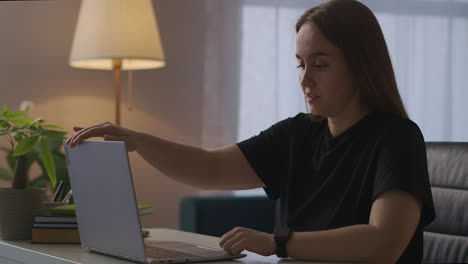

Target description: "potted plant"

left=0, top=106, right=67, bottom=240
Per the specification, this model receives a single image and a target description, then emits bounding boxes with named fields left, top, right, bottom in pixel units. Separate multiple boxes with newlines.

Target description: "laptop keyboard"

left=144, top=244, right=200, bottom=259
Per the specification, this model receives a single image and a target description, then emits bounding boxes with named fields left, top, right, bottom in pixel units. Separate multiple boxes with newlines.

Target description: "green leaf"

left=26, top=123, right=40, bottom=129
left=6, top=150, right=15, bottom=171
left=31, top=117, right=43, bottom=123
left=12, top=132, right=25, bottom=142
left=18, top=129, right=36, bottom=134
left=35, top=149, right=69, bottom=189
left=13, top=135, right=39, bottom=156
left=0, top=120, right=11, bottom=128
left=10, top=118, right=33, bottom=127
left=1, top=106, right=10, bottom=117
left=43, top=137, right=64, bottom=151
left=41, top=130, right=67, bottom=139
left=4, top=110, right=27, bottom=119
left=0, top=167, right=13, bottom=181
left=40, top=139, right=56, bottom=187
left=25, top=151, right=39, bottom=171
left=0, top=127, right=10, bottom=136
left=54, top=155, right=69, bottom=182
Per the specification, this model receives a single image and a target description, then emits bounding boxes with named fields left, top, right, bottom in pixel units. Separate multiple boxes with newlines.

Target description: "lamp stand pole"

left=113, top=59, right=122, bottom=126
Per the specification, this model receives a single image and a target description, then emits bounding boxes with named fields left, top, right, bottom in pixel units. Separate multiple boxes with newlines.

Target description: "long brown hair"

left=297, top=0, right=408, bottom=119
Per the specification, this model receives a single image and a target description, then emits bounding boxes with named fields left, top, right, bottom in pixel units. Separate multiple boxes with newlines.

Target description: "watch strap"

left=274, top=226, right=291, bottom=258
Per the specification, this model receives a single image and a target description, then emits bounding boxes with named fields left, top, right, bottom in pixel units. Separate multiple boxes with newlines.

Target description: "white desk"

left=0, top=228, right=346, bottom=264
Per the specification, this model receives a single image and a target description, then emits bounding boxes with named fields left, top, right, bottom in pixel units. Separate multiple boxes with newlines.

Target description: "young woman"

left=66, top=0, right=435, bottom=263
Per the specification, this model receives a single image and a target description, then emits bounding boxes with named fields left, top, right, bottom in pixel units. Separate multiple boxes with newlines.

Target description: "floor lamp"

left=69, top=0, right=165, bottom=126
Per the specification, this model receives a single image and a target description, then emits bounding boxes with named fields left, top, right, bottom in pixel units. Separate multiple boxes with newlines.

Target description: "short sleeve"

left=374, top=119, right=436, bottom=227
left=236, top=115, right=297, bottom=199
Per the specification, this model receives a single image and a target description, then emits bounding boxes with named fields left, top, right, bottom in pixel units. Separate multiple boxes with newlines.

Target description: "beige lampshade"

left=69, top=0, right=165, bottom=70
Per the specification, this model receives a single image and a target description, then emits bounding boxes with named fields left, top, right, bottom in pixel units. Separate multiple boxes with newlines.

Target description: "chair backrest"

left=423, top=142, right=468, bottom=263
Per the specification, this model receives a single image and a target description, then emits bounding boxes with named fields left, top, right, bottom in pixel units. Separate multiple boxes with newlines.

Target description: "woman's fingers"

left=72, top=124, right=112, bottom=144
left=66, top=122, right=138, bottom=151
left=221, top=233, right=243, bottom=254
left=219, top=227, right=247, bottom=253
left=67, top=122, right=118, bottom=147
left=230, top=238, right=247, bottom=255
left=67, top=124, right=101, bottom=146
left=219, top=228, right=238, bottom=249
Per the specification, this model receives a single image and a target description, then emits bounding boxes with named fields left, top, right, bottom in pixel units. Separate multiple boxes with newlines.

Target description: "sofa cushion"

left=423, top=231, right=468, bottom=263
left=425, top=187, right=468, bottom=236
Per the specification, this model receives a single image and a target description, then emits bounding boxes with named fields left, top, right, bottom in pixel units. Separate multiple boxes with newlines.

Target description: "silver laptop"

left=64, top=140, right=246, bottom=263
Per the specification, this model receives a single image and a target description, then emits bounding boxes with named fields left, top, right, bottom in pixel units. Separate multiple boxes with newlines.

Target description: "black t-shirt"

left=237, top=111, right=435, bottom=263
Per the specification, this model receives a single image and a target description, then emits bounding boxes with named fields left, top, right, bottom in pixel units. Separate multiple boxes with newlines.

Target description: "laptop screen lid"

left=64, top=140, right=147, bottom=263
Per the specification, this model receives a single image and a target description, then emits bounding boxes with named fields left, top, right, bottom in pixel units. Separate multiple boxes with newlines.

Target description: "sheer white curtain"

left=234, top=0, right=468, bottom=195
left=237, top=1, right=307, bottom=142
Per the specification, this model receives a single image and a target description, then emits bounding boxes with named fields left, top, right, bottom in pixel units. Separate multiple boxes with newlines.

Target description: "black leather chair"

left=179, top=142, right=468, bottom=263
left=423, top=142, right=468, bottom=263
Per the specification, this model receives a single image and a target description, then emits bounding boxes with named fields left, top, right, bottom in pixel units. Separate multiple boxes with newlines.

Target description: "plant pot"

left=0, top=188, right=46, bottom=240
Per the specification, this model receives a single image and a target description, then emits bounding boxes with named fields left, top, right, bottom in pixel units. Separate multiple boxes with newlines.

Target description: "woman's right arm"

left=65, top=122, right=265, bottom=190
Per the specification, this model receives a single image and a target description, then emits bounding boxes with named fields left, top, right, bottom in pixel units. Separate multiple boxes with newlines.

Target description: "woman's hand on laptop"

left=219, top=227, right=275, bottom=256
left=66, top=122, right=140, bottom=152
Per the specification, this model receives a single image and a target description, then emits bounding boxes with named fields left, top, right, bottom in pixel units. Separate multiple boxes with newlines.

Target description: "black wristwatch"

left=274, top=226, right=292, bottom=258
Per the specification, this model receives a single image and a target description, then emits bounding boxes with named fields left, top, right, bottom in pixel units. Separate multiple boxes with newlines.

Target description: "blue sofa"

left=180, top=195, right=275, bottom=237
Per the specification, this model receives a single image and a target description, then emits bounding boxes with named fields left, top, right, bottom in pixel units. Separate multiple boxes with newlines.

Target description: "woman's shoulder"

left=373, top=112, right=425, bottom=144
left=377, top=112, right=422, bottom=132
left=271, top=113, right=322, bottom=129
left=288, top=112, right=325, bottom=133
left=265, top=113, right=324, bottom=140
left=291, top=112, right=324, bottom=125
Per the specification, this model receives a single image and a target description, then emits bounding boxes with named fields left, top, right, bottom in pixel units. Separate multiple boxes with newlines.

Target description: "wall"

left=0, top=0, right=212, bottom=228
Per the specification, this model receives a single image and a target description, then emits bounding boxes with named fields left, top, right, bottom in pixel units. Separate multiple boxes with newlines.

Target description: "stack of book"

left=49, top=204, right=153, bottom=216
left=31, top=204, right=152, bottom=243
left=31, top=215, right=80, bottom=244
